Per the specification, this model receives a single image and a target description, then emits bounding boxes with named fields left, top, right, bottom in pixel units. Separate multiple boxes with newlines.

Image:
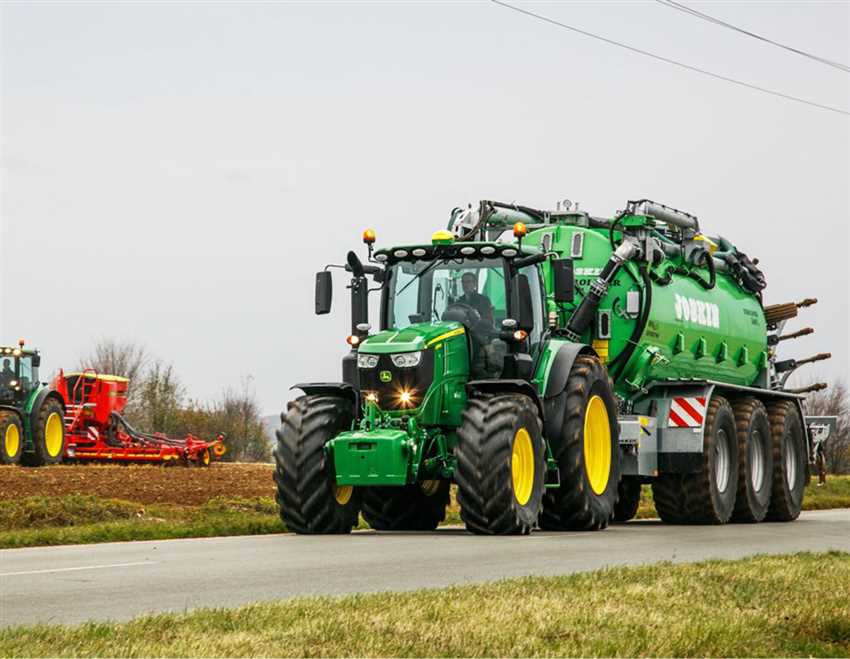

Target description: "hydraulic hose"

left=687, top=249, right=716, bottom=290
left=610, top=265, right=653, bottom=380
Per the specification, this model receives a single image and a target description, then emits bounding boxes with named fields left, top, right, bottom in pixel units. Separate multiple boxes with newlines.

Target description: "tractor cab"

left=375, top=234, right=548, bottom=381
left=0, top=344, right=40, bottom=403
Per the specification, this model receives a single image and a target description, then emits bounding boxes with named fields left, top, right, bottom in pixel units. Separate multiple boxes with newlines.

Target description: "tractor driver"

left=458, top=272, right=494, bottom=325
left=0, top=359, right=14, bottom=388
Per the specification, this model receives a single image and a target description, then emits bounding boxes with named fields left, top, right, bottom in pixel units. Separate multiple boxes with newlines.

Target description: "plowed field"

left=0, top=463, right=276, bottom=505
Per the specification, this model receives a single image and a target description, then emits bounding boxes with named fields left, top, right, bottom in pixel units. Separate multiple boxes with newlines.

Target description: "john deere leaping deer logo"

left=379, top=370, right=392, bottom=383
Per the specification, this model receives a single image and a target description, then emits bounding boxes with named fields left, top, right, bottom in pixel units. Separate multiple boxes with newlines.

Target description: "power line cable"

left=655, top=0, right=850, bottom=74
left=490, top=0, right=850, bottom=117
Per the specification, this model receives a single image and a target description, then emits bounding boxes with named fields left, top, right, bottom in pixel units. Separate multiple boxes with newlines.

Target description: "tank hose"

left=687, top=249, right=716, bottom=290
left=609, top=265, right=652, bottom=379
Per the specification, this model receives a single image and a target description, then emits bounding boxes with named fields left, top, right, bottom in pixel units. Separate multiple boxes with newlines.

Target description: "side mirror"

left=315, top=271, right=332, bottom=315
left=514, top=274, right=534, bottom=333
left=552, top=259, right=574, bottom=304
left=32, top=354, right=41, bottom=368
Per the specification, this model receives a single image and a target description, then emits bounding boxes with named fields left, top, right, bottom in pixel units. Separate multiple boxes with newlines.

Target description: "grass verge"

left=1, top=552, right=848, bottom=657
left=1, top=476, right=848, bottom=549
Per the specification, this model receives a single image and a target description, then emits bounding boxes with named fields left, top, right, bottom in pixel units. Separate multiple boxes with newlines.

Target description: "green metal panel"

left=329, top=428, right=411, bottom=486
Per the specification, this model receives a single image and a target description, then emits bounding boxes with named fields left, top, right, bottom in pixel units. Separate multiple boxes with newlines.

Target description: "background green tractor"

left=275, top=199, right=823, bottom=535
left=0, top=341, right=66, bottom=466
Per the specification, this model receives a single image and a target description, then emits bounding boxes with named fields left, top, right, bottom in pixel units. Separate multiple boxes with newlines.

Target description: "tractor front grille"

left=359, top=351, right=435, bottom=411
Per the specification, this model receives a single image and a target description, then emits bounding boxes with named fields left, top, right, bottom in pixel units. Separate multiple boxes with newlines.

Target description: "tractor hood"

left=358, top=321, right=465, bottom=354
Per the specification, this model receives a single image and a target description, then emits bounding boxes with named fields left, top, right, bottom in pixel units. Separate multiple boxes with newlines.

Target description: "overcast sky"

left=1, top=1, right=848, bottom=414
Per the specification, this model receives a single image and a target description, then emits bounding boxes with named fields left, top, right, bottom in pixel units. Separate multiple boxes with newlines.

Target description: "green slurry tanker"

left=275, top=199, right=829, bottom=534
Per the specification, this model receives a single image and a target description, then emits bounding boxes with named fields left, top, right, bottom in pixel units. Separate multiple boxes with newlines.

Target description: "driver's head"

left=2, top=359, right=10, bottom=371
left=461, top=272, right=477, bottom=296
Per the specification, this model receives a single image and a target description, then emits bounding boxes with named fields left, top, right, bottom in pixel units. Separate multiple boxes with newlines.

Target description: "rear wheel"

left=361, top=480, right=450, bottom=531
left=652, top=474, right=688, bottom=523
left=455, top=394, right=544, bottom=535
left=612, top=477, right=642, bottom=523
left=273, top=395, right=360, bottom=534
left=199, top=448, right=212, bottom=467
left=27, top=398, right=65, bottom=466
left=681, top=395, right=738, bottom=524
left=0, top=412, right=23, bottom=465
left=731, top=398, right=773, bottom=523
left=766, top=400, right=806, bottom=522
left=540, top=355, right=619, bottom=531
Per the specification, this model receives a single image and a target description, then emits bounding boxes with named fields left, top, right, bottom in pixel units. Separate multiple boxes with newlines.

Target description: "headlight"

left=391, top=351, right=422, bottom=368
left=357, top=353, right=379, bottom=369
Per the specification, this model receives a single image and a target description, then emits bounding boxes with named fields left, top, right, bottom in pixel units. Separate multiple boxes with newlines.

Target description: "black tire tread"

left=540, top=355, right=619, bottom=531
left=455, top=394, right=543, bottom=535
left=613, top=478, right=642, bottom=523
left=361, top=481, right=450, bottom=531
left=731, top=397, right=772, bottom=523
left=28, top=397, right=65, bottom=466
left=273, top=395, right=359, bottom=534
left=765, top=399, right=805, bottom=522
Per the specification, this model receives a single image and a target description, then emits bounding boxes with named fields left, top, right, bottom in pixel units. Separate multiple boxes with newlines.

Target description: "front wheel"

left=273, top=395, right=360, bottom=534
left=0, top=411, right=23, bottom=465
left=455, top=394, right=545, bottom=535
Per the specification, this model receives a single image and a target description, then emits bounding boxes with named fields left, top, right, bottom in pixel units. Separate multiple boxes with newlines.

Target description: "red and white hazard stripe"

left=87, top=427, right=100, bottom=442
left=668, top=396, right=706, bottom=428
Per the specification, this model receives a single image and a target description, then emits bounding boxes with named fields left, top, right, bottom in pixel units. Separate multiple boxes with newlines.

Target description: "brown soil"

left=0, top=463, right=276, bottom=505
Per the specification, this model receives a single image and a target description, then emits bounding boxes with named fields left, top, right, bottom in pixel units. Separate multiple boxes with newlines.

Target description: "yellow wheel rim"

left=202, top=450, right=210, bottom=465
left=511, top=427, right=534, bottom=506
left=583, top=395, right=612, bottom=495
left=333, top=484, right=353, bottom=505
left=44, top=412, right=64, bottom=458
left=4, top=423, right=20, bottom=458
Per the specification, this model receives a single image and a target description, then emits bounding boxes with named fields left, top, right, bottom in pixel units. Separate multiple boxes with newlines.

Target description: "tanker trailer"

left=274, top=198, right=827, bottom=534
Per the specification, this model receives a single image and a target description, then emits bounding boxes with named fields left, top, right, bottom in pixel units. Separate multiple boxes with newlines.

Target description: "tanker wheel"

left=455, top=394, right=544, bottom=535
left=651, top=474, right=688, bottom=524
left=273, top=394, right=360, bottom=534
left=612, top=477, right=642, bottom=523
left=765, top=400, right=806, bottom=522
left=731, top=398, right=773, bottom=523
left=361, top=480, right=450, bottom=531
left=26, top=398, right=66, bottom=466
left=540, top=355, right=619, bottom=531
left=681, top=395, right=738, bottom=524
left=0, top=411, right=23, bottom=465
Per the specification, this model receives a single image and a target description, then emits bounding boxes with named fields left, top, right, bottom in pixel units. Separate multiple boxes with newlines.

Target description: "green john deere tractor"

left=274, top=199, right=825, bottom=534
left=0, top=342, right=66, bottom=466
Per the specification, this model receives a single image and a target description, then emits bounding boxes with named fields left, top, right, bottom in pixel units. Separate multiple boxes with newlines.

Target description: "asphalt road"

left=2, top=509, right=849, bottom=627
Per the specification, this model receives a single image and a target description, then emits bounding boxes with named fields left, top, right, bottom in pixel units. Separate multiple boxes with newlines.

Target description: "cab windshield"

left=385, top=257, right=507, bottom=331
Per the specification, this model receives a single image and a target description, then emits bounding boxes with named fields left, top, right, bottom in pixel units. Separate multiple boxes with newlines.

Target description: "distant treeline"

left=77, top=339, right=271, bottom=463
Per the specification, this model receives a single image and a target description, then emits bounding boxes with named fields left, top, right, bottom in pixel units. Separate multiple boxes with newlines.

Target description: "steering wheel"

left=441, top=303, right=498, bottom=341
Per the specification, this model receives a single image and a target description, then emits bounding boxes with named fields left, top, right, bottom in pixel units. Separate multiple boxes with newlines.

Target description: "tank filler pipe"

left=564, top=239, right=640, bottom=342
left=629, top=200, right=700, bottom=232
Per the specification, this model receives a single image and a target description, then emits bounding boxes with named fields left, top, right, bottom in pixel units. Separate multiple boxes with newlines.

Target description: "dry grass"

left=1, top=552, right=848, bottom=657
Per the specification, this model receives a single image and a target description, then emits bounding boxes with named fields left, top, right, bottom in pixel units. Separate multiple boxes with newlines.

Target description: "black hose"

left=687, top=249, right=716, bottom=290
left=609, top=265, right=652, bottom=378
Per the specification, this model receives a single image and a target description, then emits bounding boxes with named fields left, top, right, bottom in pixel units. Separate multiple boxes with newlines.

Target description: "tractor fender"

left=465, top=379, right=544, bottom=419
left=541, top=342, right=597, bottom=445
left=27, top=388, right=65, bottom=433
left=291, top=382, right=359, bottom=414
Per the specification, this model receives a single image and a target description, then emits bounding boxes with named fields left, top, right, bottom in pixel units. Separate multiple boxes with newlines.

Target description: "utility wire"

left=490, top=0, right=850, bottom=117
left=655, top=0, right=850, bottom=74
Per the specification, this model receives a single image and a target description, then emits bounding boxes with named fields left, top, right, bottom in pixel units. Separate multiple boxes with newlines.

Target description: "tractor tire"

left=361, top=480, right=450, bottom=531
left=455, top=394, right=544, bottom=535
left=0, top=411, right=23, bottom=465
left=26, top=397, right=66, bottom=466
left=540, top=355, right=620, bottom=531
left=681, top=395, right=738, bottom=524
left=651, top=474, right=688, bottom=524
left=273, top=394, right=360, bottom=534
left=765, top=400, right=806, bottom=522
left=199, top=448, right=212, bottom=467
left=731, top=398, right=773, bottom=523
left=612, top=477, right=642, bottom=523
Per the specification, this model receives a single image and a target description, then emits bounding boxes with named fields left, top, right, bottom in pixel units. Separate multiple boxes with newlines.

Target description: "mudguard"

left=541, top=342, right=597, bottom=444
left=466, top=379, right=544, bottom=419
left=291, top=382, right=359, bottom=414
